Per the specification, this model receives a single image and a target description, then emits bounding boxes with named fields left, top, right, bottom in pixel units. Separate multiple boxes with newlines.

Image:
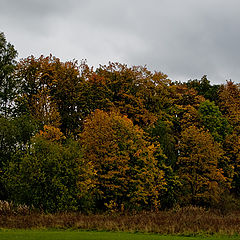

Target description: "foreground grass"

left=0, top=230, right=239, bottom=240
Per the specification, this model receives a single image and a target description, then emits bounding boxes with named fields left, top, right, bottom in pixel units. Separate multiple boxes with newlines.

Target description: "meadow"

left=0, top=230, right=239, bottom=240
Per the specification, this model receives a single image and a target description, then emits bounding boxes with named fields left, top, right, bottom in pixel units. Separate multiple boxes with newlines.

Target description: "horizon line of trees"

left=1, top=31, right=240, bottom=213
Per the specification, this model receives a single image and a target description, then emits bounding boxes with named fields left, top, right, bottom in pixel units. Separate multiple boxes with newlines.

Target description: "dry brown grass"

left=0, top=200, right=32, bottom=215
left=0, top=206, right=240, bottom=235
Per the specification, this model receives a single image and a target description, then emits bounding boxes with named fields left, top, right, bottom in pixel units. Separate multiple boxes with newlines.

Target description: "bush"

left=3, top=132, right=95, bottom=212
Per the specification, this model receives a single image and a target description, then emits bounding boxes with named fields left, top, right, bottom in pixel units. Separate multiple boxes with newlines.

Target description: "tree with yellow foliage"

left=177, top=126, right=227, bottom=206
left=80, top=109, right=166, bottom=211
left=219, top=81, right=240, bottom=127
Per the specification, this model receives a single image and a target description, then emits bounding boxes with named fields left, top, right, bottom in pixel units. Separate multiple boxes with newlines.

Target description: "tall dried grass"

left=0, top=200, right=32, bottom=215
left=0, top=205, right=240, bottom=235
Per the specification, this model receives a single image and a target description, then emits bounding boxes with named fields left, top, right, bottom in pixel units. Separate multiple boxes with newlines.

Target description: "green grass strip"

left=0, top=230, right=239, bottom=240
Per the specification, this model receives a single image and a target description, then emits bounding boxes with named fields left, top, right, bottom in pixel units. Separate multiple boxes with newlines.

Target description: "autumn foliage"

left=80, top=110, right=166, bottom=211
left=1, top=32, right=240, bottom=213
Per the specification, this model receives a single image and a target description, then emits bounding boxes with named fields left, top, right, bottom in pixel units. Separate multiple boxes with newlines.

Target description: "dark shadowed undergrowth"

left=1, top=206, right=240, bottom=236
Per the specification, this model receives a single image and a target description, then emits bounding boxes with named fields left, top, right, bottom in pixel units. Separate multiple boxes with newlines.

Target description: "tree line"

left=1, top=32, right=240, bottom=212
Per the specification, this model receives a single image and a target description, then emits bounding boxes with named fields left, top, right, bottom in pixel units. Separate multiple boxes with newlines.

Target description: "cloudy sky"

left=1, top=0, right=240, bottom=83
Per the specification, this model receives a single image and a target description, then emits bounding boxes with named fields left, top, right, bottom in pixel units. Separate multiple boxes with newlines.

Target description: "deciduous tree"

left=80, top=109, right=166, bottom=211
left=198, top=100, right=231, bottom=142
left=177, top=126, right=226, bottom=206
left=0, top=32, right=18, bottom=117
left=3, top=134, right=95, bottom=212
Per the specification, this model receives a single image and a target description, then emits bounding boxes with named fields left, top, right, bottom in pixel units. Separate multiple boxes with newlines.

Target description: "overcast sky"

left=1, top=0, right=240, bottom=84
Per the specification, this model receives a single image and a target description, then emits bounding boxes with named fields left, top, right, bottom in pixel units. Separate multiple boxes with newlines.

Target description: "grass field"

left=0, top=230, right=239, bottom=240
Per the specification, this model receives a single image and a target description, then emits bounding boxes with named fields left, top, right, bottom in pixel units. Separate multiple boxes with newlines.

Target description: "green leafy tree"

left=0, top=32, right=18, bottom=117
left=149, top=118, right=177, bottom=166
left=3, top=128, right=95, bottom=212
left=186, top=75, right=220, bottom=102
left=197, top=100, right=233, bottom=190
left=148, top=118, right=181, bottom=209
left=198, top=100, right=231, bottom=142
left=0, top=113, right=37, bottom=200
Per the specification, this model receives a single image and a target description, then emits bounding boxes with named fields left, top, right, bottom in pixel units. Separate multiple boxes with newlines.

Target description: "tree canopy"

left=1, top=32, right=240, bottom=212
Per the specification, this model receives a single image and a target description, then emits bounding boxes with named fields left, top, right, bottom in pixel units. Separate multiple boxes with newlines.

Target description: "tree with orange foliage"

left=83, top=62, right=172, bottom=127
left=37, top=125, right=65, bottom=142
left=219, top=80, right=240, bottom=127
left=80, top=109, right=166, bottom=211
left=218, top=81, right=240, bottom=195
left=177, top=126, right=227, bottom=206
left=16, top=55, right=84, bottom=136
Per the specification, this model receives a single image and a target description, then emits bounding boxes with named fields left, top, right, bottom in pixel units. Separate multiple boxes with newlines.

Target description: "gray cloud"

left=1, top=0, right=240, bottom=83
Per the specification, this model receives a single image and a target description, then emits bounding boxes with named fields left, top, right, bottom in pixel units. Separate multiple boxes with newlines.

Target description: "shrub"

left=3, top=131, right=95, bottom=212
